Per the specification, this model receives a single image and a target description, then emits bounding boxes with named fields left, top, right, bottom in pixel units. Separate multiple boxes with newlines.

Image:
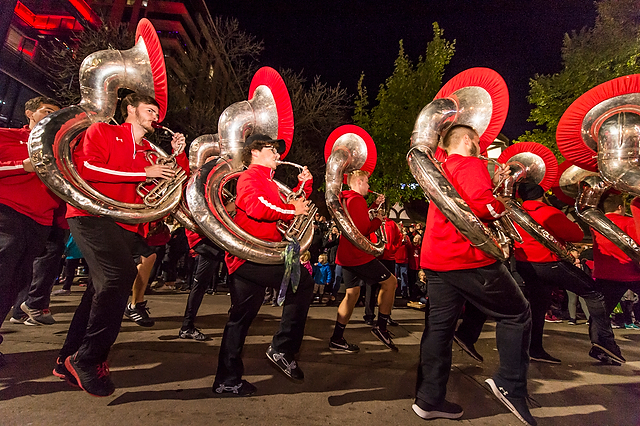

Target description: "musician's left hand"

left=297, top=166, right=312, bottom=182
left=171, top=133, right=186, bottom=155
left=492, top=164, right=510, bottom=187
left=375, top=194, right=385, bottom=205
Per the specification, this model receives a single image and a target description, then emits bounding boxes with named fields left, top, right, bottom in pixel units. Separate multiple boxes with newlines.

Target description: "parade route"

left=1, top=286, right=638, bottom=426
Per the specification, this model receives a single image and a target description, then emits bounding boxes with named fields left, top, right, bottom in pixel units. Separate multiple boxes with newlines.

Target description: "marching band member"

left=329, top=170, right=398, bottom=353
left=0, top=97, right=61, bottom=329
left=213, top=134, right=315, bottom=396
left=54, top=93, right=187, bottom=397
left=513, top=182, right=624, bottom=366
left=414, top=125, right=534, bottom=425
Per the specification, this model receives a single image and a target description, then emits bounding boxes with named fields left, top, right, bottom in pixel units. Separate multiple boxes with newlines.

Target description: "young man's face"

left=351, top=175, right=369, bottom=196
left=129, top=102, right=159, bottom=133
left=252, top=144, right=280, bottom=170
left=26, top=103, right=60, bottom=129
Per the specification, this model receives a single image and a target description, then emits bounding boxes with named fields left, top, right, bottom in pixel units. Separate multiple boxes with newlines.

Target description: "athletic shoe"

left=591, top=343, right=625, bottom=364
left=9, top=315, right=28, bottom=324
left=611, top=322, right=624, bottom=329
left=485, top=378, right=537, bottom=426
left=453, top=333, right=483, bottom=362
left=178, top=328, right=207, bottom=341
left=544, top=314, right=562, bottom=323
left=371, top=326, right=398, bottom=351
left=588, top=346, right=621, bottom=366
left=266, top=345, right=304, bottom=383
left=52, top=289, right=71, bottom=296
left=387, top=316, right=399, bottom=327
left=212, top=379, right=257, bottom=397
left=65, top=354, right=115, bottom=397
left=530, top=350, right=561, bottom=364
left=624, top=323, right=640, bottom=330
left=21, top=302, right=55, bottom=325
left=412, top=399, right=464, bottom=420
left=567, top=318, right=577, bottom=325
left=53, top=357, right=79, bottom=387
left=124, top=301, right=154, bottom=327
left=329, top=338, right=360, bottom=353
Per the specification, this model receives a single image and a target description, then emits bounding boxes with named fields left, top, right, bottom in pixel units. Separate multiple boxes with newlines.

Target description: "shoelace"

left=273, top=352, right=297, bottom=373
left=216, top=383, right=243, bottom=394
left=96, top=362, right=110, bottom=379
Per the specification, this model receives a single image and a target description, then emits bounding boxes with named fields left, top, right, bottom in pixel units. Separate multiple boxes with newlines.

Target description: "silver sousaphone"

left=324, top=125, right=385, bottom=257
left=557, top=75, right=640, bottom=263
left=27, top=19, right=182, bottom=223
left=186, top=67, right=315, bottom=264
left=407, top=68, right=514, bottom=261
left=491, top=142, right=573, bottom=262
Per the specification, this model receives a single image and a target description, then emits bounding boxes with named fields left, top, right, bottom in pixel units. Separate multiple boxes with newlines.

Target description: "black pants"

left=596, top=278, right=640, bottom=318
left=0, top=204, right=50, bottom=323
left=215, top=260, right=314, bottom=385
left=516, top=260, right=615, bottom=352
left=13, top=226, right=66, bottom=316
left=58, top=217, right=138, bottom=365
left=182, top=241, right=224, bottom=330
left=417, top=262, right=531, bottom=405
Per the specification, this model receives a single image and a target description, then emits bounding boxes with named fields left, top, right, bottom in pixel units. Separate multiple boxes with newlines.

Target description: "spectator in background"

left=312, top=253, right=331, bottom=303
left=395, top=226, right=411, bottom=299
left=408, top=234, right=422, bottom=301
left=323, top=225, right=340, bottom=305
left=52, top=233, right=87, bottom=296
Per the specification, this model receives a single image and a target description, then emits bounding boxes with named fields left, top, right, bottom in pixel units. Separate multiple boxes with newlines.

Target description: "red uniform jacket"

left=394, top=234, right=411, bottom=264
left=592, top=212, right=640, bottom=281
left=379, top=219, right=402, bottom=261
left=408, top=241, right=421, bottom=270
left=0, top=126, right=61, bottom=226
left=513, top=200, right=583, bottom=263
left=421, top=154, right=506, bottom=271
left=66, top=122, right=188, bottom=233
left=225, top=164, right=312, bottom=274
left=335, top=190, right=382, bottom=267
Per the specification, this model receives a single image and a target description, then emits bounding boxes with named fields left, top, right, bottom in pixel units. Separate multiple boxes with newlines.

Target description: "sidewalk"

left=1, top=287, right=639, bottom=425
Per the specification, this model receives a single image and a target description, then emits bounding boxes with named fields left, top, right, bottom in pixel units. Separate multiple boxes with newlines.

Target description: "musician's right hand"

left=291, top=197, right=310, bottom=216
left=145, top=164, right=176, bottom=179
left=496, top=195, right=511, bottom=207
left=22, top=158, right=34, bottom=173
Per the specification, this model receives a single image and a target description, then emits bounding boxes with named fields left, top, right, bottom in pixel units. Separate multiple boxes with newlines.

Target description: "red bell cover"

left=556, top=74, right=640, bottom=172
left=497, top=141, right=558, bottom=191
left=324, top=125, right=377, bottom=181
left=249, top=67, right=294, bottom=159
left=135, top=19, right=168, bottom=122
left=435, top=67, right=509, bottom=152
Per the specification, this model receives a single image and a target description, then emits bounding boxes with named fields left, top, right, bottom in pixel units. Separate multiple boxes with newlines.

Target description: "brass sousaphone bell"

left=28, top=19, right=181, bottom=223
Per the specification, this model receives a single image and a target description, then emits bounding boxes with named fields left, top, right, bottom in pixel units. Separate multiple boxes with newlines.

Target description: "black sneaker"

left=124, top=301, right=155, bottom=327
left=65, top=354, right=115, bottom=397
left=212, top=379, right=257, bottom=397
left=412, top=399, right=464, bottom=420
left=530, top=350, right=561, bottom=365
left=567, top=318, right=577, bottom=325
left=387, top=316, right=399, bottom=327
left=179, top=328, right=207, bottom=341
left=266, top=345, right=304, bottom=383
left=592, top=342, right=625, bottom=364
left=453, top=333, right=483, bottom=362
left=329, top=338, right=360, bottom=353
left=589, top=345, right=622, bottom=366
left=485, top=378, right=537, bottom=426
left=53, top=357, right=79, bottom=387
left=371, top=326, right=398, bottom=351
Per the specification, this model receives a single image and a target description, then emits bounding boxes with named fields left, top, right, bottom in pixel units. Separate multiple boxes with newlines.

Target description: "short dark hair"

left=602, top=193, right=624, bottom=213
left=241, top=138, right=272, bottom=166
left=120, top=93, right=159, bottom=119
left=24, top=96, right=61, bottom=115
left=441, top=124, right=478, bottom=152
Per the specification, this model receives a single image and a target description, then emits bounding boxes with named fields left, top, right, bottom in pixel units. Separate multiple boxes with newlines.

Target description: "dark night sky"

left=207, top=1, right=598, bottom=139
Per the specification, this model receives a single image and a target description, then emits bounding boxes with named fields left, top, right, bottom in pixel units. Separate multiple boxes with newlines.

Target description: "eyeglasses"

left=263, top=145, right=278, bottom=154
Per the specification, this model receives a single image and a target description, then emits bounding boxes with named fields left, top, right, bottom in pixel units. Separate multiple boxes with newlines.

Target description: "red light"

left=67, top=0, right=102, bottom=28
left=13, top=1, right=100, bottom=31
